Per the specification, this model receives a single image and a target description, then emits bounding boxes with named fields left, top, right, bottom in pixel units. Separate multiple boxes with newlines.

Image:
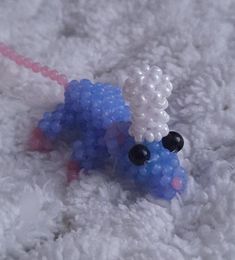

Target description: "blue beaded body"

left=38, top=79, right=187, bottom=200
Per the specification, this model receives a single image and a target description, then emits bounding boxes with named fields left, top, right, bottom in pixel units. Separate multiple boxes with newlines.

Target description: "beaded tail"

left=0, top=42, right=72, bottom=152
left=0, top=42, right=69, bottom=87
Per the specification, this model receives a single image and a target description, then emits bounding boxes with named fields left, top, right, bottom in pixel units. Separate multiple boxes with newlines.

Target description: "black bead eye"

left=162, top=131, right=184, bottom=153
left=128, top=144, right=151, bottom=166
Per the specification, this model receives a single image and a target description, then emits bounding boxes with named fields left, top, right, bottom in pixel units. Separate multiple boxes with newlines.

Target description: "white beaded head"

left=123, top=64, right=173, bottom=143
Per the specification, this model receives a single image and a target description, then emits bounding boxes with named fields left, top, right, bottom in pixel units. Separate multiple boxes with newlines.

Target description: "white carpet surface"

left=1, top=1, right=235, bottom=259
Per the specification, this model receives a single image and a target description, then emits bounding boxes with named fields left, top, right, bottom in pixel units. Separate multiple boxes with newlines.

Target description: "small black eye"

left=128, top=144, right=151, bottom=165
left=162, top=131, right=184, bottom=153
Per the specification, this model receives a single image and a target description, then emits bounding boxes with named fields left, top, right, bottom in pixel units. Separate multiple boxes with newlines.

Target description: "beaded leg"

left=66, top=160, right=80, bottom=182
left=66, top=140, right=88, bottom=184
left=29, top=103, right=76, bottom=151
left=28, top=127, right=54, bottom=152
left=67, top=133, right=109, bottom=181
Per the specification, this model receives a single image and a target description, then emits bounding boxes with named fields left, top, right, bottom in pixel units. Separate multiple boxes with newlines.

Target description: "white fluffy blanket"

left=0, top=1, right=235, bottom=259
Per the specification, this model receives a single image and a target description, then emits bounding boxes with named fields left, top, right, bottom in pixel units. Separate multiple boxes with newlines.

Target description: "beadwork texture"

left=123, top=64, right=172, bottom=143
left=37, top=79, right=187, bottom=200
left=0, top=42, right=68, bottom=87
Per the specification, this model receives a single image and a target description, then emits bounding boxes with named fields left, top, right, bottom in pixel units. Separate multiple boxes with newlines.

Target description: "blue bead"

left=56, top=104, right=64, bottom=111
left=51, top=121, right=61, bottom=134
left=43, top=112, right=52, bottom=120
left=52, top=112, right=63, bottom=120
left=38, top=119, right=49, bottom=131
left=160, top=175, right=171, bottom=186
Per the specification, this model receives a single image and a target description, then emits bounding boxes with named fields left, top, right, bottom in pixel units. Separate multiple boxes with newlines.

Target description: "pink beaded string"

left=0, top=42, right=69, bottom=87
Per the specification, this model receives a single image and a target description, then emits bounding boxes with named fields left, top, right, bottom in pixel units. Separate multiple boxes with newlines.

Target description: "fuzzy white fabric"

left=0, top=1, right=235, bottom=259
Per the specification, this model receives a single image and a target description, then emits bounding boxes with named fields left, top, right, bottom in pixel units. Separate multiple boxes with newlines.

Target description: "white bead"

left=135, top=126, right=146, bottom=134
left=161, top=125, right=169, bottom=136
left=145, top=131, right=155, bottom=142
left=158, top=110, right=170, bottom=122
left=123, top=64, right=173, bottom=142
left=155, top=92, right=163, bottom=101
left=154, top=99, right=168, bottom=109
left=145, top=83, right=155, bottom=91
left=129, top=89, right=137, bottom=96
left=148, top=118, right=157, bottom=127
left=133, top=113, right=145, bottom=119
left=166, top=81, right=173, bottom=91
left=151, top=65, right=162, bottom=75
left=134, top=108, right=145, bottom=116
left=128, top=67, right=143, bottom=76
left=139, top=95, right=147, bottom=103
left=140, top=64, right=150, bottom=72
left=164, top=87, right=172, bottom=98
left=135, top=133, right=143, bottom=143
left=154, top=132, right=162, bottom=141
left=163, top=75, right=170, bottom=82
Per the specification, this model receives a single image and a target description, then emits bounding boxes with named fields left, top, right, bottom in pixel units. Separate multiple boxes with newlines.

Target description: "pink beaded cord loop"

left=0, top=42, right=69, bottom=88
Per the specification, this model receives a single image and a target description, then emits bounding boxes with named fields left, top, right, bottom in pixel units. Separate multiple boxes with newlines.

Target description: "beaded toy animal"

left=0, top=42, right=187, bottom=200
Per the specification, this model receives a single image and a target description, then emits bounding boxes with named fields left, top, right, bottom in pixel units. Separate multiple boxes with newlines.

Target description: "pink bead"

left=40, top=66, right=50, bottom=77
left=0, top=43, right=5, bottom=50
left=0, top=42, right=70, bottom=87
left=171, top=177, right=183, bottom=191
left=67, top=161, right=80, bottom=182
left=8, top=50, right=17, bottom=60
left=15, top=55, right=24, bottom=65
left=48, top=69, right=59, bottom=80
left=31, top=62, right=41, bottom=73
left=1, top=46, right=9, bottom=56
left=8, top=48, right=14, bottom=56
left=64, top=83, right=69, bottom=88
left=57, top=74, right=68, bottom=86
left=28, top=127, right=53, bottom=152
left=22, top=58, right=33, bottom=68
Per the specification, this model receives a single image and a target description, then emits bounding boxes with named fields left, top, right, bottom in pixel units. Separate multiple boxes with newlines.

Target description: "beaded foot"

left=67, top=160, right=80, bottom=183
left=28, top=127, right=54, bottom=152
